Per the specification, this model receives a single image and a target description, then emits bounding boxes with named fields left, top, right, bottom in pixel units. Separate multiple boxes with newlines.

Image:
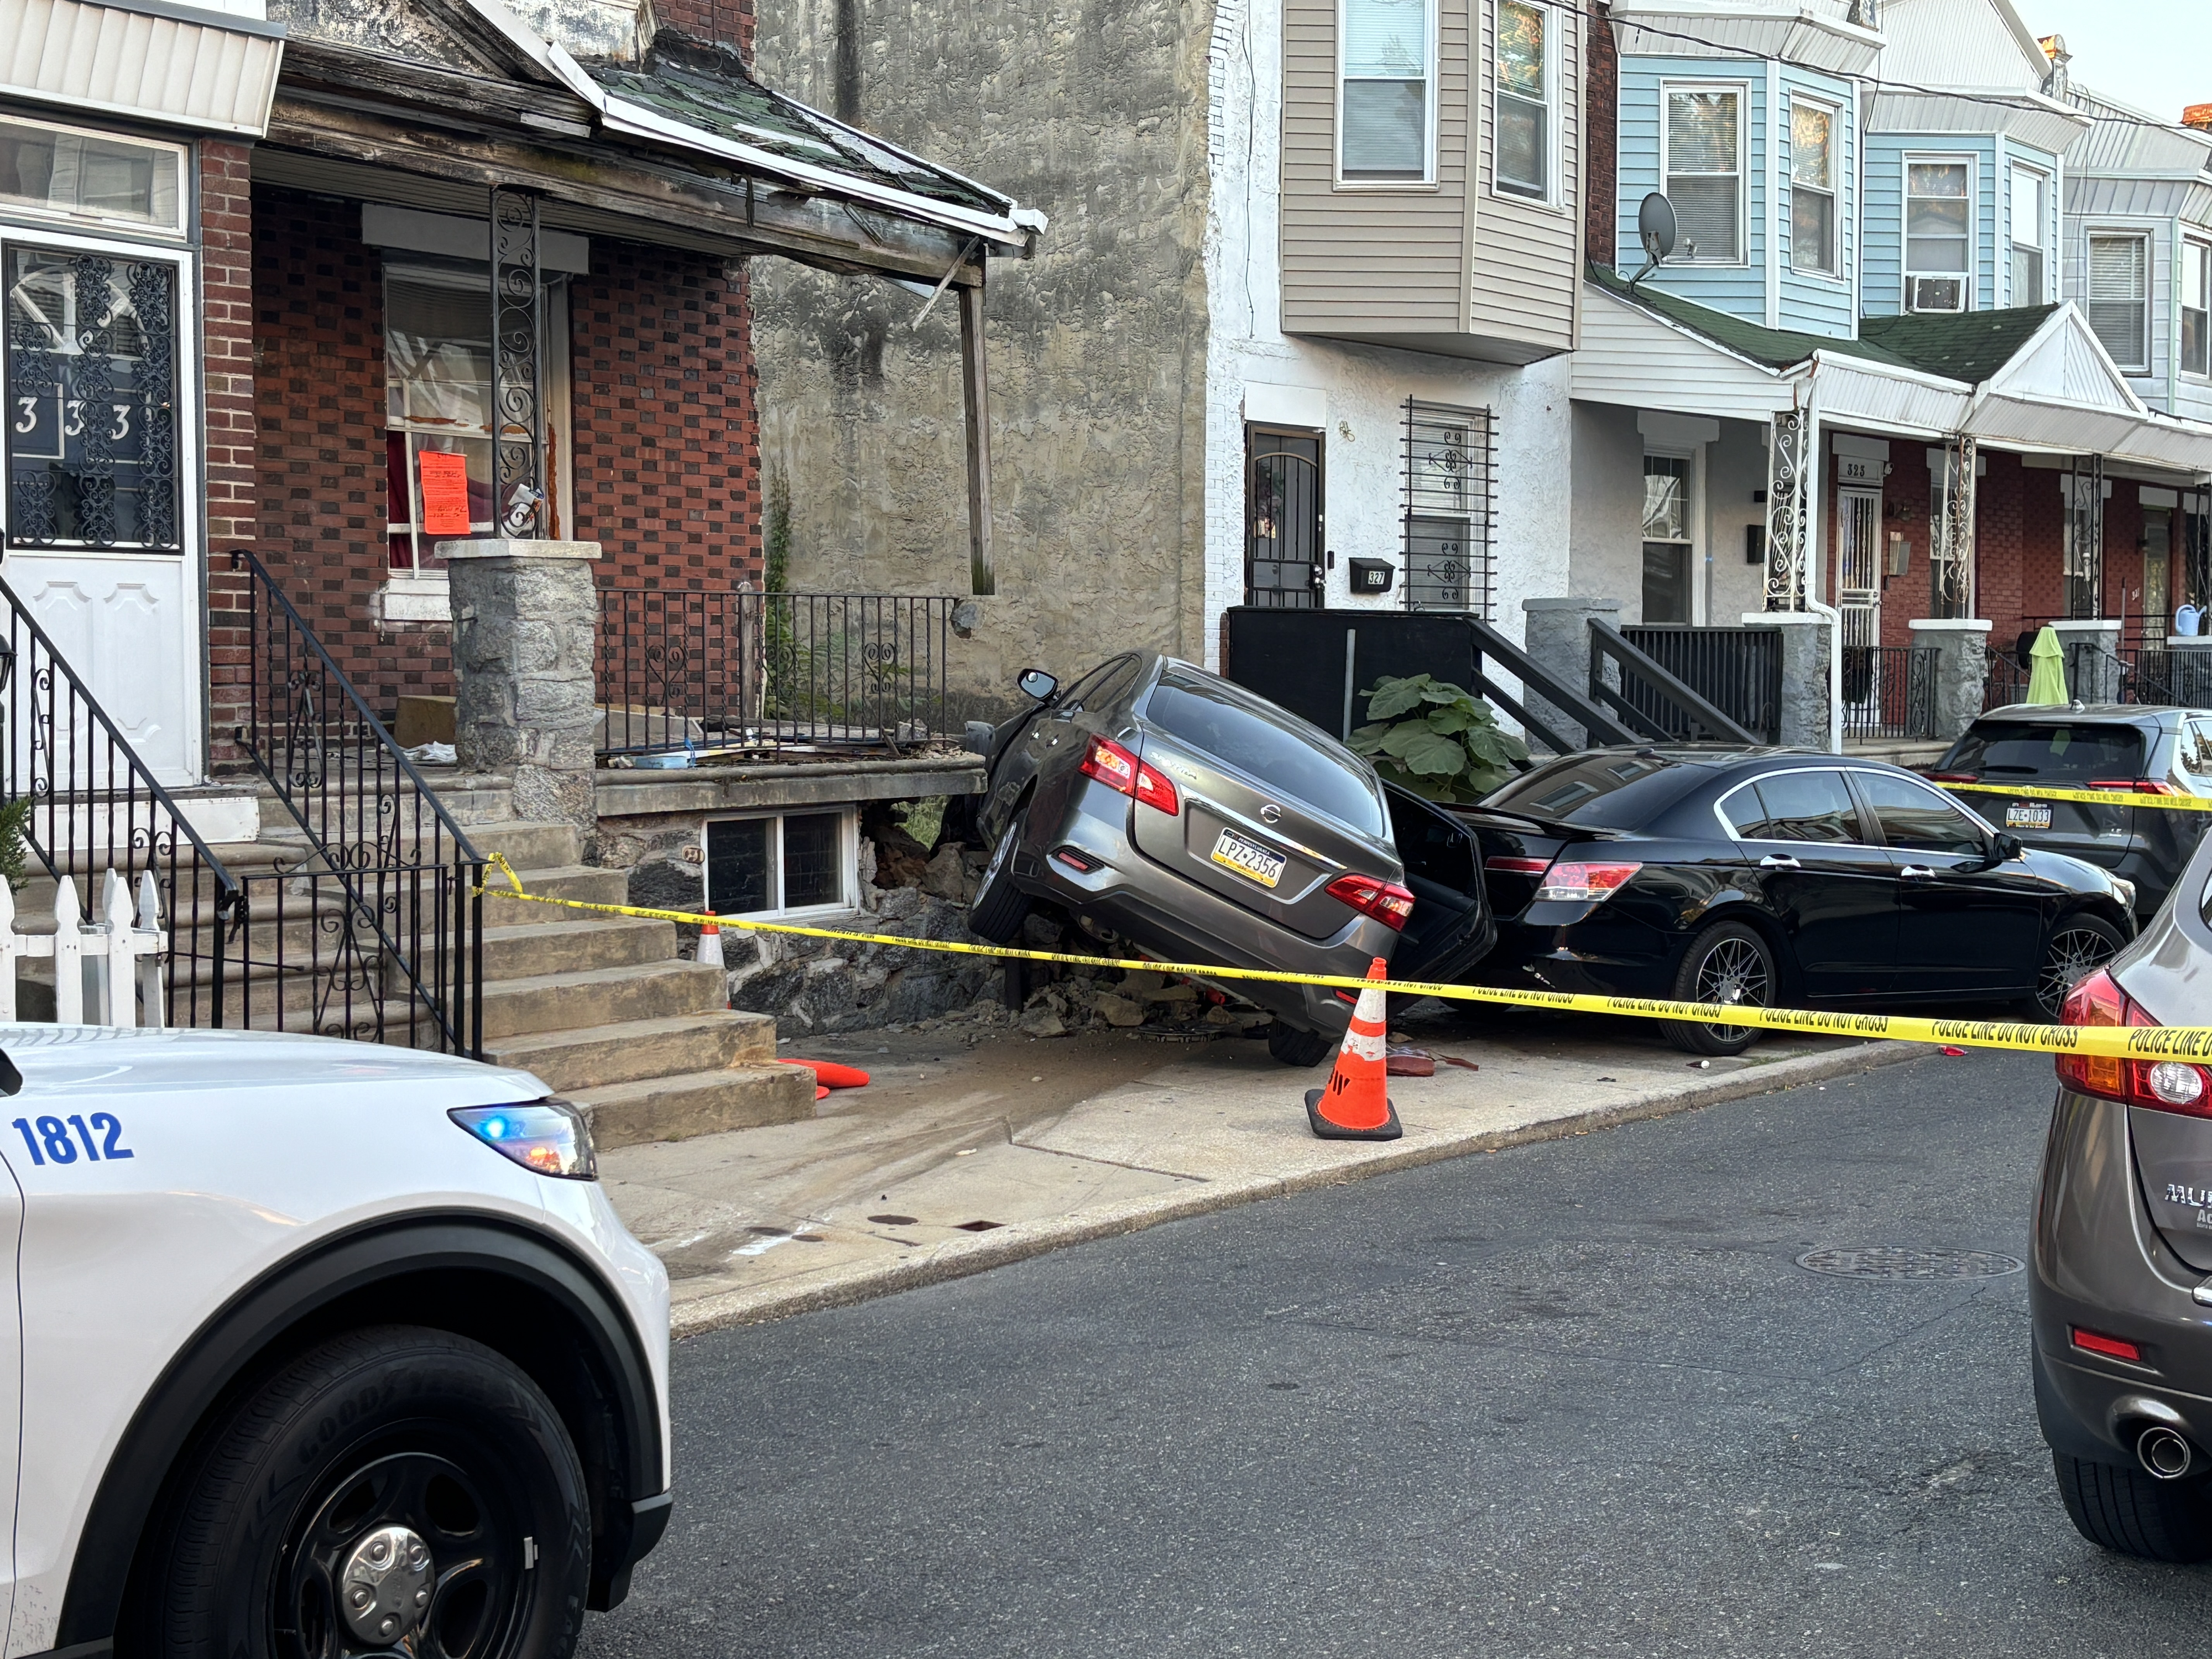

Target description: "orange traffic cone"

left=697, top=920, right=724, bottom=968
left=1305, top=958, right=1402, bottom=1141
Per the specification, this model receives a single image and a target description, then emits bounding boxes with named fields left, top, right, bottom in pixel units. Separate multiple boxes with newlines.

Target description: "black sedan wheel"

left=2033, top=914, right=2126, bottom=1019
left=1662, top=920, right=1775, bottom=1057
left=150, top=1326, right=590, bottom=1659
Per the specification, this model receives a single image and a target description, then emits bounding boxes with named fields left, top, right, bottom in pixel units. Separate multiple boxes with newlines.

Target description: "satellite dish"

left=1632, top=192, right=1677, bottom=286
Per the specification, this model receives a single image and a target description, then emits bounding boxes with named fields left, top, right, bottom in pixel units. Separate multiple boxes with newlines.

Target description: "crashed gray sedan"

left=961, top=652, right=1494, bottom=1066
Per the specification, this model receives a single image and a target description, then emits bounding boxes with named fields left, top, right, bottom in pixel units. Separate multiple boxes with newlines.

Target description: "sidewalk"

left=601, top=1003, right=1927, bottom=1337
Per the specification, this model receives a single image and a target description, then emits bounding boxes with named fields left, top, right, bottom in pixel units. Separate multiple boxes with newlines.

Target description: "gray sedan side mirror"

left=1017, top=668, right=1058, bottom=703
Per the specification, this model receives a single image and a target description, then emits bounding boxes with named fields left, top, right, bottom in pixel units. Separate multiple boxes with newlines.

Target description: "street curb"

left=668, top=1037, right=1931, bottom=1340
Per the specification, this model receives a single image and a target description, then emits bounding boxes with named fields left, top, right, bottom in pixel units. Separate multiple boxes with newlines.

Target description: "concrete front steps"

left=465, top=819, right=812, bottom=1149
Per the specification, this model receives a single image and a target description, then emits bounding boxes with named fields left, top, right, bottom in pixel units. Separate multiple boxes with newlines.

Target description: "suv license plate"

left=1211, top=828, right=1286, bottom=889
left=2006, top=802, right=2054, bottom=830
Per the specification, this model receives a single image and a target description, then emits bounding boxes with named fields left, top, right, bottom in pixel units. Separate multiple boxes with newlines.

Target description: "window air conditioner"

left=1908, top=275, right=1965, bottom=314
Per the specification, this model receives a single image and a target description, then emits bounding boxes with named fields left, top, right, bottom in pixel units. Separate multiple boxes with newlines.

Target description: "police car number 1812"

left=12, top=1112, right=132, bottom=1165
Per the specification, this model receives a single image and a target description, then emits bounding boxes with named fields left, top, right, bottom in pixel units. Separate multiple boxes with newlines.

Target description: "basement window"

left=705, top=810, right=854, bottom=918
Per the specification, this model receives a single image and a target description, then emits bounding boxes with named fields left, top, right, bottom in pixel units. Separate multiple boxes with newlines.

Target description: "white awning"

left=1576, top=283, right=2212, bottom=481
left=0, top=0, right=284, bottom=138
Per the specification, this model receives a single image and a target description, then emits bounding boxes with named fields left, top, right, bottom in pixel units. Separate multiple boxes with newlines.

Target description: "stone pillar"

left=1520, top=596, right=1622, bottom=753
left=1907, top=617, right=1994, bottom=743
left=2051, top=618, right=2122, bottom=706
left=444, top=539, right=603, bottom=832
left=1750, top=611, right=1835, bottom=751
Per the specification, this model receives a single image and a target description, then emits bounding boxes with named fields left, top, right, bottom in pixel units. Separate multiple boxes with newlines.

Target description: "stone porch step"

left=480, top=916, right=675, bottom=981
left=481, top=959, right=726, bottom=1040
left=461, top=821, right=579, bottom=872
left=484, top=1010, right=777, bottom=1092
left=570, top=1065, right=813, bottom=1148
left=479, top=864, right=631, bottom=923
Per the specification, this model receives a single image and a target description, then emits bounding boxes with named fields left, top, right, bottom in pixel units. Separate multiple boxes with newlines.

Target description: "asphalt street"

left=582, top=1046, right=2212, bottom=1658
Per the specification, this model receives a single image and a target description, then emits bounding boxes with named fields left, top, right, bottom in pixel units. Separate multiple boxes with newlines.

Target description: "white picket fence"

left=0, top=869, right=169, bottom=1028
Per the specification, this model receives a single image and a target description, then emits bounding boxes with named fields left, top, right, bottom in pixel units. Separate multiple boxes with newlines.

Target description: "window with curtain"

left=2008, top=165, right=2047, bottom=305
left=1788, top=98, right=1837, bottom=275
left=2184, top=239, right=2210, bottom=379
left=1905, top=159, right=1970, bottom=312
left=2087, top=233, right=2150, bottom=372
left=1342, top=0, right=1431, bottom=180
left=1664, top=88, right=1741, bottom=263
left=1494, top=0, right=1549, bottom=199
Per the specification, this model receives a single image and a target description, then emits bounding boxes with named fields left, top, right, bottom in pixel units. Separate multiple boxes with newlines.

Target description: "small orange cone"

left=697, top=920, right=724, bottom=968
left=1305, top=958, right=1402, bottom=1141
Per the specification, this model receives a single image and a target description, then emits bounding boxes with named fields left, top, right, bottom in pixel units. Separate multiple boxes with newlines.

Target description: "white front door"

left=2, top=233, right=202, bottom=787
left=1835, top=486, right=1883, bottom=658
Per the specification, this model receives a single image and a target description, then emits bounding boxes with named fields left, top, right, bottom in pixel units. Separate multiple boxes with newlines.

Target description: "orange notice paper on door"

left=418, top=450, right=472, bottom=538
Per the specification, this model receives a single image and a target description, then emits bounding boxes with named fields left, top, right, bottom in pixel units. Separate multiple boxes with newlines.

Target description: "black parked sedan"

left=1463, top=747, right=2139, bottom=1053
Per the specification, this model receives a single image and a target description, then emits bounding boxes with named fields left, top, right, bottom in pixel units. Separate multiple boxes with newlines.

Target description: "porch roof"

left=1574, top=267, right=2212, bottom=481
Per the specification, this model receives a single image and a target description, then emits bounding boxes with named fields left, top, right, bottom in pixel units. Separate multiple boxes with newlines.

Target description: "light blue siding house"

left=1569, top=0, right=2212, bottom=731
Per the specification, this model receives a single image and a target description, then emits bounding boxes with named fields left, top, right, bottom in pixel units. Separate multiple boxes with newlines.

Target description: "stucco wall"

left=748, top=0, right=1214, bottom=696
left=1567, top=399, right=1642, bottom=611
left=1705, top=418, right=1771, bottom=622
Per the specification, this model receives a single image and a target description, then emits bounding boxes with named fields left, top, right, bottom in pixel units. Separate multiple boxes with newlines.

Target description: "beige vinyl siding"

left=1280, top=0, right=1579, bottom=361
left=1465, top=0, right=1579, bottom=353
left=1281, top=0, right=1472, bottom=332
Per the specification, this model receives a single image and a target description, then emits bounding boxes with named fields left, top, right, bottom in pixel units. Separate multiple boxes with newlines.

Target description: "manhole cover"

left=1797, top=1246, right=2024, bottom=1280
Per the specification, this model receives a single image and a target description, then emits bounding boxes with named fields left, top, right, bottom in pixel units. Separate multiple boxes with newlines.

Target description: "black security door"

left=1245, top=427, right=1322, bottom=607
left=1719, top=768, right=1898, bottom=998
left=1850, top=769, right=2044, bottom=997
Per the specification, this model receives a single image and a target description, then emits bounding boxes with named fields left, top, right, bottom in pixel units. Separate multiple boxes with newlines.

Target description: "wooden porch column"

left=959, top=279, right=995, bottom=596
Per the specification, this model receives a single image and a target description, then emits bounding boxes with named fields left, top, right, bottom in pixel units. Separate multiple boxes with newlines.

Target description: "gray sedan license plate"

left=1211, top=828, right=1286, bottom=889
left=2006, top=802, right=2054, bottom=830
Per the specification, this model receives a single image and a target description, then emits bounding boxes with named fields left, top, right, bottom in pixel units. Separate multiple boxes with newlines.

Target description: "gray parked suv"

left=2032, top=821, right=2212, bottom=1559
left=963, top=653, right=1494, bottom=1066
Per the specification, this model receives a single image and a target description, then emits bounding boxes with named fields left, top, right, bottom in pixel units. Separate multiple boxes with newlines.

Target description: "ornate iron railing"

left=1840, top=645, right=1936, bottom=740
left=596, top=589, right=972, bottom=756
left=228, top=550, right=484, bottom=1054
left=0, top=573, right=238, bottom=1027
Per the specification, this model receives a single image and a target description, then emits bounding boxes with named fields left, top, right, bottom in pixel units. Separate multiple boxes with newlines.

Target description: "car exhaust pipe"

left=2138, top=1425, right=2195, bottom=1480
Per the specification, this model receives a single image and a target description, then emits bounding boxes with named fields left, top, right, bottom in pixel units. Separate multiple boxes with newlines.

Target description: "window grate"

left=1400, top=399, right=1494, bottom=615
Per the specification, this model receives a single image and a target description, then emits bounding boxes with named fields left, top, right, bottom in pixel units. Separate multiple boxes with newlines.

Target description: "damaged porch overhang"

left=260, top=0, right=1041, bottom=287
left=1575, top=272, right=2212, bottom=483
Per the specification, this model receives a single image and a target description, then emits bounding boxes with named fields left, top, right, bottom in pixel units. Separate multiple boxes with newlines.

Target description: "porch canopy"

left=1574, top=266, right=2212, bottom=482
left=254, top=0, right=1043, bottom=590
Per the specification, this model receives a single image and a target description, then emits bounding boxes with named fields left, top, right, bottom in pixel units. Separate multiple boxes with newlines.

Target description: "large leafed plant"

left=1349, top=674, right=1529, bottom=803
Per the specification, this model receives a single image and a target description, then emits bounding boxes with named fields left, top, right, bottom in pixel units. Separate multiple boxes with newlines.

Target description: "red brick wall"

left=568, top=243, right=760, bottom=591
left=647, top=0, right=754, bottom=56
left=237, top=195, right=760, bottom=728
left=246, top=188, right=445, bottom=717
left=200, top=141, right=257, bottom=767
left=1584, top=2, right=1618, bottom=267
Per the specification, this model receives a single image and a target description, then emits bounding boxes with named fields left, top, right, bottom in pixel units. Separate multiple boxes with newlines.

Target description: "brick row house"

left=1568, top=0, right=2212, bottom=745
left=1, top=0, right=1034, bottom=806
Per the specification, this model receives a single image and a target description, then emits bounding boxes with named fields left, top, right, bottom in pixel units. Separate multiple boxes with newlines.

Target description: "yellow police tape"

left=478, top=855, right=2212, bottom=1064
left=1940, top=780, right=2212, bottom=812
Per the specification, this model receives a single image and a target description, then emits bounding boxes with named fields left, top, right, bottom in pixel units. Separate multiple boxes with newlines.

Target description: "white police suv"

left=0, top=1025, right=672, bottom=1658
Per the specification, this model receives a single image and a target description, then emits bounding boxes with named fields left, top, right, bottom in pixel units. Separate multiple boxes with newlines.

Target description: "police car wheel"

left=152, top=1324, right=591, bottom=1658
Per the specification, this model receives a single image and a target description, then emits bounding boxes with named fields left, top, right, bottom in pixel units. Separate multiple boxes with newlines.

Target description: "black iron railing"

left=1620, top=625, right=1783, bottom=744
left=1588, top=621, right=1762, bottom=746
left=1840, top=645, right=1936, bottom=740
left=0, top=573, right=240, bottom=1028
left=1984, top=645, right=2028, bottom=710
left=596, top=589, right=969, bottom=755
left=229, top=550, right=484, bottom=1055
